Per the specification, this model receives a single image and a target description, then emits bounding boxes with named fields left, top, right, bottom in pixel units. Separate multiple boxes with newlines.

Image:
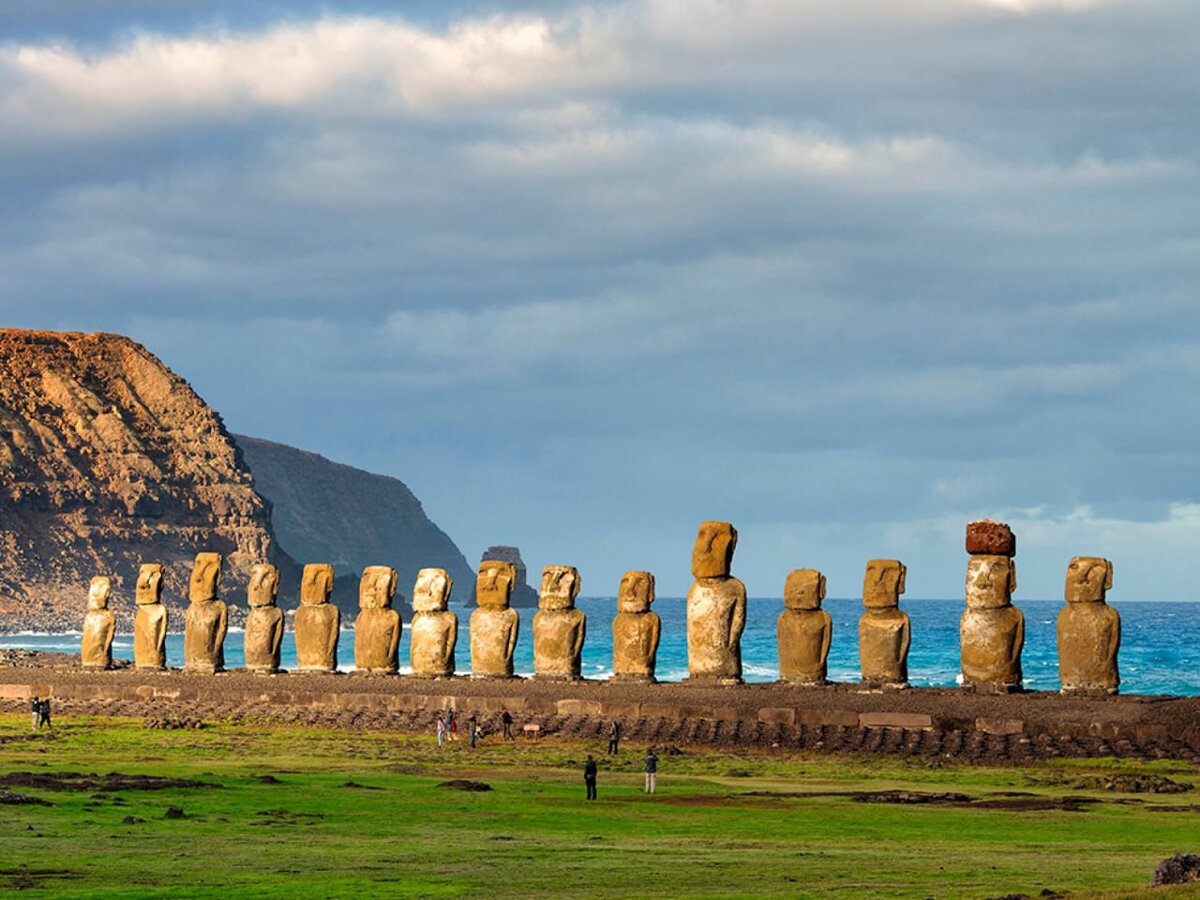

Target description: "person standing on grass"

left=468, top=715, right=479, bottom=748
left=31, top=696, right=40, bottom=731
left=502, top=710, right=513, bottom=740
left=644, top=748, right=658, bottom=794
left=584, top=754, right=598, bottom=800
left=446, top=708, right=458, bottom=742
left=436, top=715, right=446, bottom=747
left=38, top=697, right=52, bottom=730
left=607, top=721, right=621, bottom=755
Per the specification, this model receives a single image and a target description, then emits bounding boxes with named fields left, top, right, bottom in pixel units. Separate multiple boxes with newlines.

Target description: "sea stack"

left=961, top=520, right=1024, bottom=693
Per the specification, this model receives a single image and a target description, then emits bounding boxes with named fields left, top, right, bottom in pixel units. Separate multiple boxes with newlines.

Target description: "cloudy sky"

left=2, top=0, right=1198, bottom=600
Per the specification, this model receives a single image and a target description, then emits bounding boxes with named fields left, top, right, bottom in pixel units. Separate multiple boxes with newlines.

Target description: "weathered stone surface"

left=778, top=569, right=831, bottom=685
left=1058, top=557, right=1119, bottom=695
left=965, top=519, right=1016, bottom=557
left=133, top=564, right=168, bottom=670
left=243, top=564, right=283, bottom=674
left=354, top=566, right=401, bottom=674
left=479, top=545, right=539, bottom=608
left=470, top=560, right=520, bottom=678
left=686, top=579, right=747, bottom=683
left=81, top=576, right=116, bottom=669
left=294, top=564, right=339, bottom=672
left=691, top=520, right=737, bottom=579
left=409, top=567, right=457, bottom=677
left=858, top=712, right=932, bottom=730
left=184, top=553, right=227, bottom=674
left=533, top=566, right=585, bottom=680
left=961, top=554, right=1024, bottom=690
left=612, top=570, right=660, bottom=682
left=976, top=717, right=1025, bottom=735
left=859, top=560, right=909, bottom=688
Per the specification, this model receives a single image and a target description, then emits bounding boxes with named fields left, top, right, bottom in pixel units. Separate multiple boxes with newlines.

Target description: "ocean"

left=4, top=597, right=1198, bottom=695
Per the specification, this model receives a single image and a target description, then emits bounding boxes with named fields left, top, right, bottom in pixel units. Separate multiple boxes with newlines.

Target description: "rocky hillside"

left=235, top=436, right=475, bottom=608
left=0, top=329, right=291, bottom=630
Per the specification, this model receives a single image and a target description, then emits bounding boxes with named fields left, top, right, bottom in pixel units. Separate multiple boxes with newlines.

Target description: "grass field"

left=1, top=714, right=1199, bottom=898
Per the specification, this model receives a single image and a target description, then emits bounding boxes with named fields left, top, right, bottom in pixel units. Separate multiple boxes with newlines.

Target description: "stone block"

left=966, top=520, right=1015, bottom=557
left=796, top=709, right=859, bottom=728
left=557, top=699, right=604, bottom=716
left=0, top=684, right=31, bottom=699
left=976, top=717, right=1024, bottom=735
left=599, top=702, right=641, bottom=719
left=757, top=707, right=796, bottom=726
left=858, top=712, right=933, bottom=730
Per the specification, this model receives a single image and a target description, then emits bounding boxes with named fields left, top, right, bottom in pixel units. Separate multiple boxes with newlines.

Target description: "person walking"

left=644, top=748, right=658, bottom=794
left=468, top=715, right=479, bottom=748
left=436, top=715, right=446, bottom=747
left=38, top=697, right=52, bottom=731
left=583, top=754, right=598, bottom=801
left=501, top=710, right=513, bottom=740
left=31, top=696, right=40, bottom=731
left=447, top=708, right=458, bottom=742
left=607, top=721, right=621, bottom=755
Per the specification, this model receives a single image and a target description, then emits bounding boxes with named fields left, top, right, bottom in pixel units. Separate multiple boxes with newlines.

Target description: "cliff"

left=0, top=329, right=291, bottom=630
left=234, top=436, right=476, bottom=609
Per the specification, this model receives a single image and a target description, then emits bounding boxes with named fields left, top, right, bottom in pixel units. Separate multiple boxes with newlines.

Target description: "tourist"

left=468, top=715, right=479, bottom=748
left=38, top=697, right=52, bottom=730
left=446, top=708, right=458, bottom=742
left=30, top=696, right=40, bottom=731
left=436, top=715, right=446, bottom=747
left=583, top=754, right=598, bottom=800
left=607, top=721, right=621, bottom=755
left=501, top=710, right=513, bottom=740
left=644, top=748, right=658, bottom=794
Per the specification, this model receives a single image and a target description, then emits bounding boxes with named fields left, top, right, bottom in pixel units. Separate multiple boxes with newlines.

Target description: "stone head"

left=539, top=565, right=581, bottom=611
left=189, top=553, right=222, bottom=603
left=476, top=560, right=516, bottom=610
left=784, top=569, right=826, bottom=611
left=862, top=559, right=906, bottom=609
left=248, top=563, right=280, bottom=608
left=87, top=576, right=112, bottom=611
left=413, top=567, right=452, bottom=612
left=965, top=554, right=1017, bottom=609
left=692, top=520, right=737, bottom=579
left=300, top=563, right=334, bottom=605
left=1065, top=556, right=1113, bottom=603
left=135, top=564, right=163, bottom=605
left=618, top=570, right=655, bottom=613
left=359, top=565, right=398, bottom=610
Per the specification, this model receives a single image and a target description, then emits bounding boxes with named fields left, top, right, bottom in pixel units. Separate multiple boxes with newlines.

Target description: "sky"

left=2, top=0, right=1198, bottom=600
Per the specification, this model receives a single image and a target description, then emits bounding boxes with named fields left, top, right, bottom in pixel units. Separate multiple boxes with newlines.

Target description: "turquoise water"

left=4, top=598, right=1198, bottom=695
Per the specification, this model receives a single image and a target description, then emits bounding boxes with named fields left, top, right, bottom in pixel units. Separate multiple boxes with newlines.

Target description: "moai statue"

left=243, top=563, right=284, bottom=674
left=184, top=552, right=228, bottom=674
left=409, top=567, right=457, bottom=677
left=133, top=563, right=168, bottom=670
left=354, top=565, right=401, bottom=674
left=1058, top=556, right=1120, bottom=696
left=81, top=576, right=116, bottom=670
left=294, top=563, right=339, bottom=672
left=533, top=565, right=586, bottom=680
left=469, top=559, right=520, bottom=678
left=858, top=559, right=910, bottom=689
left=611, top=570, right=661, bottom=683
left=778, top=569, right=832, bottom=686
left=686, top=520, right=747, bottom=684
left=961, top=521, right=1024, bottom=693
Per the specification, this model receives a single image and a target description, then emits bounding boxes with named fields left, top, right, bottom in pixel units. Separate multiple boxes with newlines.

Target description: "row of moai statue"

left=79, top=519, right=1121, bottom=695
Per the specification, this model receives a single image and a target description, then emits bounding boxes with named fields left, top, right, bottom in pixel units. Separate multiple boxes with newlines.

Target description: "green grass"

left=1, top=714, right=1199, bottom=898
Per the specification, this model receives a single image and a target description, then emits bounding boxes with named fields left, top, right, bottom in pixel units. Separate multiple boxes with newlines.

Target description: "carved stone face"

left=88, top=576, right=112, bottom=611
left=135, top=564, right=163, bottom=605
left=618, top=570, right=655, bottom=613
left=189, top=553, right=222, bottom=603
left=300, top=564, right=334, bottom=605
left=863, top=559, right=906, bottom=609
left=692, top=520, right=737, bottom=579
left=413, top=567, right=452, bottom=612
left=476, top=560, right=516, bottom=610
left=539, top=565, right=580, bottom=611
left=1065, top=556, right=1113, bottom=603
left=359, top=565, right=397, bottom=610
left=784, top=569, right=826, bottom=610
left=965, top=555, right=1016, bottom=609
left=248, top=564, right=280, bottom=608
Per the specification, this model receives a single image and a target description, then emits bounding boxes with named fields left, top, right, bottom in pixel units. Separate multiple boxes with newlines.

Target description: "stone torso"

left=354, top=608, right=401, bottom=673
left=244, top=607, right=285, bottom=673
left=960, top=606, right=1024, bottom=687
left=81, top=609, right=116, bottom=669
left=184, top=600, right=227, bottom=673
left=858, top=609, right=910, bottom=686
left=469, top=607, right=520, bottom=677
left=134, top=604, right=168, bottom=669
left=294, top=604, right=340, bottom=671
left=533, top=608, right=586, bottom=679
left=409, top=610, right=457, bottom=677
left=777, top=609, right=831, bottom=684
left=612, top=611, right=661, bottom=680
left=1057, top=604, right=1120, bottom=693
left=686, top=578, right=747, bottom=680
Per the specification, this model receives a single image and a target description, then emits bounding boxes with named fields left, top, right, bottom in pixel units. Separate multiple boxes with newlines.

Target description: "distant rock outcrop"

left=480, top=545, right=539, bottom=608
left=0, top=329, right=292, bottom=631
left=235, top=437, right=475, bottom=610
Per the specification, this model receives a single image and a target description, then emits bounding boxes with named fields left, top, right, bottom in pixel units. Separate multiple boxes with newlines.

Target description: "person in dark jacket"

left=607, top=721, right=621, bottom=755
left=38, top=697, right=52, bottom=730
left=583, top=754, right=598, bottom=800
left=501, top=710, right=513, bottom=740
left=644, top=748, right=658, bottom=794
